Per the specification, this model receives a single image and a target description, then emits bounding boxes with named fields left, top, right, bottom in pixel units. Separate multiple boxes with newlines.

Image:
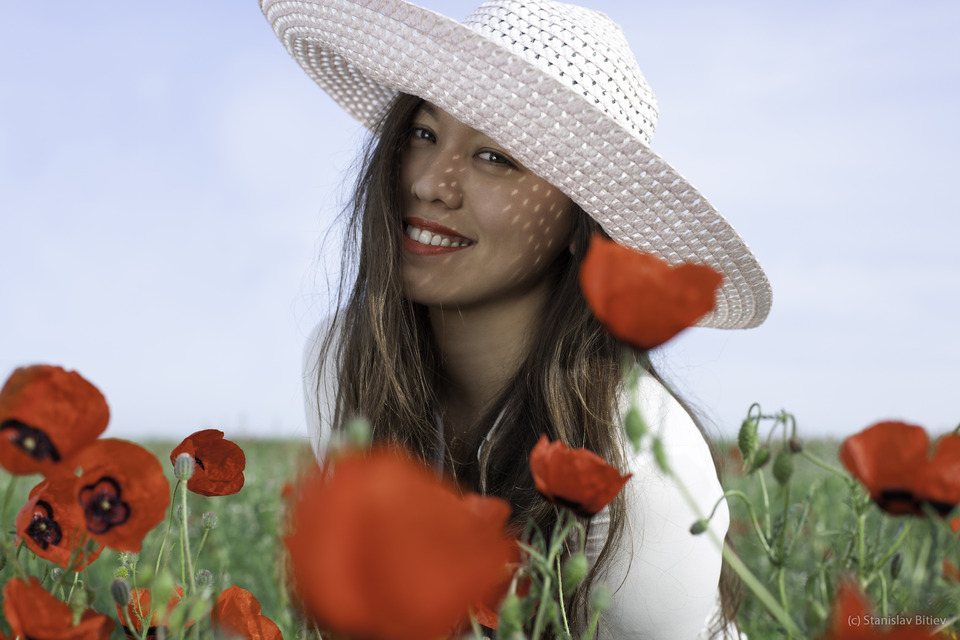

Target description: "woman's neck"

left=428, top=288, right=548, bottom=439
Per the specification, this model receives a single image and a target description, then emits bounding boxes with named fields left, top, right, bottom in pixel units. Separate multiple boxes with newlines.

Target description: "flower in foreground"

left=840, top=421, right=960, bottom=516
left=171, top=429, right=246, bottom=496
left=819, top=578, right=948, bottom=639
left=3, top=576, right=115, bottom=639
left=578, top=235, right=722, bottom=350
left=116, top=586, right=188, bottom=640
left=529, top=434, right=632, bottom=517
left=0, top=364, right=109, bottom=476
left=211, top=586, right=283, bottom=640
left=286, top=446, right=516, bottom=640
left=70, top=439, right=171, bottom=552
left=15, top=476, right=104, bottom=570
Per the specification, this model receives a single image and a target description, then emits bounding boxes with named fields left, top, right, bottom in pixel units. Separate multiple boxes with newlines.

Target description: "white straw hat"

left=261, top=0, right=772, bottom=329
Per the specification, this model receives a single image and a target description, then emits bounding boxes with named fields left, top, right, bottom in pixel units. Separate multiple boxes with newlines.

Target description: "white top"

left=302, top=320, right=732, bottom=639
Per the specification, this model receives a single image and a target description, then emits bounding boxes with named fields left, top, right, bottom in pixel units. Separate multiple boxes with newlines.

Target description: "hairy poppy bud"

left=110, top=577, right=131, bottom=607
left=689, top=519, right=709, bottom=535
left=624, top=407, right=647, bottom=452
left=590, top=583, right=612, bottom=612
left=652, top=437, right=670, bottom=474
left=115, top=566, right=129, bottom=579
left=750, top=446, right=771, bottom=472
left=738, top=417, right=759, bottom=460
left=773, top=448, right=794, bottom=485
left=174, top=452, right=195, bottom=481
left=497, top=590, right=523, bottom=637
left=788, top=437, right=803, bottom=454
left=202, top=511, right=218, bottom=530
left=69, top=584, right=89, bottom=621
left=562, top=552, right=589, bottom=595
left=197, top=569, right=214, bottom=587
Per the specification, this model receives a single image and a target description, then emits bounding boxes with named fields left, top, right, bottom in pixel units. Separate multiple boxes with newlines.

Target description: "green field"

left=3, top=436, right=959, bottom=639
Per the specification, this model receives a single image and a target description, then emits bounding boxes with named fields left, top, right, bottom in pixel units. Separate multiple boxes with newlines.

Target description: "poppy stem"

left=798, top=450, right=848, bottom=480
left=155, top=480, right=181, bottom=576
left=178, top=480, right=197, bottom=594
left=721, top=491, right=774, bottom=558
left=556, top=554, right=571, bottom=636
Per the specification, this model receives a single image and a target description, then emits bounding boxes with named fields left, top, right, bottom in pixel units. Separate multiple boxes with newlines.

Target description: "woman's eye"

left=478, top=150, right=517, bottom=168
left=409, top=126, right=435, bottom=143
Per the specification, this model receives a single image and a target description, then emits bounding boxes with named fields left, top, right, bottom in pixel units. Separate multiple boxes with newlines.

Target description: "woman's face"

left=398, top=102, right=577, bottom=311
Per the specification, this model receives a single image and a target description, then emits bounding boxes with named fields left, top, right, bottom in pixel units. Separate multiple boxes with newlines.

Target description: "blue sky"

left=2, top=1, right=958, bottom=443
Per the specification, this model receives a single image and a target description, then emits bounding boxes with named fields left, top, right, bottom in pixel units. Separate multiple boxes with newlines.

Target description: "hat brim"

left=263, top=0, right=772, bottom=329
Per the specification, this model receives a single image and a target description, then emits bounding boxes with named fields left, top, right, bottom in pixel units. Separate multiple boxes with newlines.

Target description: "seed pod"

left=174, top=452, right=195, bottom=481
left=689, top=519, right=709, bottom=535
left=196, top=569, right=214, bottom=587
left=772, top=448, right=794, bottom=485
left=788, top=437, right=803, bottom=454
left=750, top=446, right=771, bottom=473
left=202, top=512, right=218, bottom=530
left=114, top=565, right=129, bottom=580
left=110, top=578, right=131, bottom=607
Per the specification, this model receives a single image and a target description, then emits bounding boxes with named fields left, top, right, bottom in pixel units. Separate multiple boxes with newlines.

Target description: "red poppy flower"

left=840, top=421, right=960, bottom=516
left=0, top=365, right=109, bottom=476
left=3, top=576, right=115, bottom=640
left=170, top=429, right=245, bottom=496
left=578, top=235, right=722, bottom=350
left=117, top=587, right=190, bottom=639
left=819, top=578, right=948, bottom=639
left=15, top=476, right=104, bottom=570
left=529, top=434, right=632, bottom=517
left=285, top=446, right=517, bottom=640
left=211, top=586, right=283, bottom=640
left=68, top=439, right=170, bottom=552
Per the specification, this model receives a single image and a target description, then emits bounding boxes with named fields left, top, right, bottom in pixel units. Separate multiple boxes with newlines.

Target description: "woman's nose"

left=409, top=153, right=464, bottom=209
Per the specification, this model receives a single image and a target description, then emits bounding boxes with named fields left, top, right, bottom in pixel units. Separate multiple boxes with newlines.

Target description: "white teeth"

left=405, top=224, right=469, bottom=248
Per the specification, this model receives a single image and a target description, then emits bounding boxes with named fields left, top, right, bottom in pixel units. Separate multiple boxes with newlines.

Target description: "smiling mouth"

left=403, top=218, right=474, bottom=248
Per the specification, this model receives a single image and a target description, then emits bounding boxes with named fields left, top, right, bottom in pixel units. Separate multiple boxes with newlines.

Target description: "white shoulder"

left=302, top=315, right=339, bottom=462
left=586, top=373, right=730, bottom=639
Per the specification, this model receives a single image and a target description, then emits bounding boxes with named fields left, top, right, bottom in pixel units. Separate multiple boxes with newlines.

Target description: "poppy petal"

left=171, top=429, right=246, bottom=496
left=15, top=477, right=104, bottom=570
left=0, top=365, right=109, bottom=476
left=529, top=434, right=631, bottom=517
left=579, top=236, right=722, bottom=350
left=212, top=586, right=283, bottom=640
left=3, top=576, right=115, bottom=639
left=839, top=422, right=930, bottom=515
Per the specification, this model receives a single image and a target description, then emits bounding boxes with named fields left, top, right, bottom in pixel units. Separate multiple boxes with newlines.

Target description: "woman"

left=262, top=0, right=772, bottom=637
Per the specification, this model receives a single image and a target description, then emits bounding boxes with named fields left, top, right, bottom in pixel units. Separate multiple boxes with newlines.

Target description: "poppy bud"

left=69, top=584, right=89, bottom=622
left=624, top=407, right=647, bottom=452
left=773, top=448, right=794, bottom=486
left=738, top=417, right=759, bottom=460
left=115, top=566, right=129, bottom=579
left=788, top=437, right=803, bottom=453
left=750, top=446, right=771, bottom=472
left=175, top=452, right=195, bottom=481
left=651, top=437, right=670, bottom=474
left=689, top=519, right=709, bottom=535
left=111, top=577, right=131, bottom=607
left=176, top=504, right=189, bottom=522
left=345, top=416, right=372, bottom=449
left=50, top=568, right=64, bottom=581
left=562, top=552, right=589, bottom=595
left=497, top=590, right=523, bottom=637
left=202, top=512, right=218, bottom=530
left=590, top=583, right=612, bottom=612
left=890, top=553, right=903, bottom=580
left=197, top=569, right=214, bottom=587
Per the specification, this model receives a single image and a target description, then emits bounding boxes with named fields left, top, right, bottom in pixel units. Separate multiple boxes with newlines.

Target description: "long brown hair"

left=316, top=92, right=737, bottom=636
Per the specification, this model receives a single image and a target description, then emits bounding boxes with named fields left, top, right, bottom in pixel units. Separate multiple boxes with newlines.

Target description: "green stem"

left=155, top=480, right=182, bottom=575
left=757, top=471, right=772, bottom=538
left=856, top=512, right=866, bottom=582
left=179, top=482, right=196, bottom=594
left=557, top=554, right=570, bottom=637
left=722, top=490, right=774, bottom=558
left=799, top=450, right=849, bottom=480
left=530, top=573, right=552, bottom=640
left=581, top=608, right=602, bottom=640
left=722, top=544, right=803, bottom=637
left=777, top=567, right=791, bottom=640
left=874, top=520, right=913, bottom=573
left=193, top=529, right=209, bottom=569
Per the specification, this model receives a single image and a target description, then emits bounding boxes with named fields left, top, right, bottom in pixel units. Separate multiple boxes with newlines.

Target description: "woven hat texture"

left=261, top=0, right=772, bottom=329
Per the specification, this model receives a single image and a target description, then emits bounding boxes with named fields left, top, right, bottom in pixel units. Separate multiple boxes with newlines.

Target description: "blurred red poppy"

left=171, top=429, right=246, bottom=496
left=578, top=235, right=722, bottom=350
left=117, top=587, right=189, bottom=639
left=285, top=446, right=516, bottom=640
left=212, top=586, right=283, bottom=640
left=0, top=365, right=109, bottom=476
left=15, top=476, right=103, bottom=570
left=69, top=439, right=170, bottom=552
left=529, top=434, right=632, bottom=517
left=3, top=576, right=115, bottom=639
left=840, top=421, right=960, bottom=517
left=819, top=577, right=947, bottom=639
